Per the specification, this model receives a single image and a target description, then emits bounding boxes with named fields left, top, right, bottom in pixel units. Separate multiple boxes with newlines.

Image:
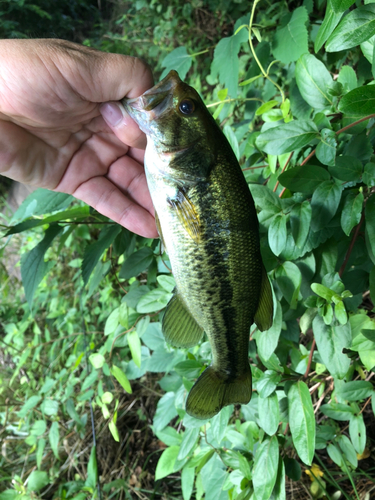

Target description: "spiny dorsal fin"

left=162, top=290, right=204, bottom=348
left=254, top=266, right=274, bottom=332
left=168, top=189, right=200, bottom=243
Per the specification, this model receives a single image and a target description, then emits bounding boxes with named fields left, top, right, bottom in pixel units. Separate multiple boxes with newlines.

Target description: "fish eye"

left=179, top=99, right=195, bottom=115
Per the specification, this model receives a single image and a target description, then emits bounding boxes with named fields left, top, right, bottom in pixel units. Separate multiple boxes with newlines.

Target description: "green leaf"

left=363, top=162, right=375, bottom=187
left=161, top=47, right=192, bottom=80
left=278, top=165, right=330, bottom=194
left=11, top=188, right=73, bottom=223
left=291, top=201, right=312, bottom=248
left=337, top=434, right=357, bottom=468
left=18, top=395, right=41, bottom=418
left=295, top=54, right=333, bottom=110
left=137, top=289, right=173, bottom=313
left=210, top=405, right=233, bottom=444
left=153, top=392, right=178, bottom=432
left=315, top=1, right=343, bottom=52
left=27, top=471, right=49, bottom=492
left=272, top=458, right=286, bottom=500
left=119, top=246, right=154, bottom=280
left=85, top=446, right=98, bottom=489
left=365, top=194, right=375, bottom=258
left=155, top=446, right=180, bottom=480
left=209, top=28, right=247, bottom=98
left=328, top=155, right=362, bottom=181
left=252, top=436, right=279, bottom=500
left=181, top=467, right=195, bottom=500
left=341, top=191, right=364, bottom=236
left=0, top=490, right=23, bottom=500
left=268, top=214, right=287, bottom=256
left=82, top=225, right=121, bottom=284
left=284, top=457, right=301, bottom=481
left=311, top=180, right=342, bottom=232
left=272, top=7, right=308, bottom=64
left=287, top=381, right=315, bottom=465
left=258, top=392, right=279, bottom=436
left=178, top=428, right=200, bottom=461
left=336, top=381, right=374, bottom=401
left=109, top=420, right=120, bottom=442
left=223, top=124, right=240, bottom=161
left=249, top=184, right=282, bottom=213
left=256, top=120, right=319, bottom=155
left=157, top=275, right=176, bottom=292
left=313, top=316, right=351, bottom=378
left=327, top=443, right=344, bottom=467
left=254, top=301, right=282, bottom=361
left=337, top=65, right=358, bottom=92
left=30, top=420, right=47, bottom=437
left=326, top=5, right=375, bottom=52
left=36, top=438, right=46, bottom=469
left=338, top=84, right=375, bottom=116
left=316, top=129, right=337, bottom=166
left=331, top=0, right=356, bottom=14
left=21, top=224, right=63, bottom=309
left=89, top=353, right=105, bottom=369
left=275, top=262, right=302, bottom=309
left=349, top=414, right=366, bottom=455
left=49, top=421, right=59, bottom=459
left=110, top=365, right=132, bottom=393
left=127, top=330, right=142, bottom=368
left=257, top=370, right=282, bottom=398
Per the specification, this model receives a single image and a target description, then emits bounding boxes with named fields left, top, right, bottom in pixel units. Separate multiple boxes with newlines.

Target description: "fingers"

left=72, top=175, right=158, bottom=238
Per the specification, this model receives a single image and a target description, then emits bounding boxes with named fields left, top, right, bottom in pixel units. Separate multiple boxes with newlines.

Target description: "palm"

left=0, top=39, right=157, bottom=237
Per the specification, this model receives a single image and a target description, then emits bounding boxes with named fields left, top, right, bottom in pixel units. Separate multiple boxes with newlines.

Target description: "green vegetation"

left=1, top=0, right=375, bottom=499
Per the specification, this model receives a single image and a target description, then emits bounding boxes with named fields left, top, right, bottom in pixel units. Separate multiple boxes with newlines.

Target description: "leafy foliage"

left=1, top=1, right=375, bottom=500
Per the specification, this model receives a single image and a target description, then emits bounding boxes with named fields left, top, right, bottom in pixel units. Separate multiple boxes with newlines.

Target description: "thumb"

left=99, top=101, right=147, bottom=149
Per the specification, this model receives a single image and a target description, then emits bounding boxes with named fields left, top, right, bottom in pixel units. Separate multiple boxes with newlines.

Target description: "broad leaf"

left=339, top=84, right=375, bottom=116
left=119, top=246, right=154, bottom=280
left=295, top=54, right=333, bottom=110
left=331, top=0, right=356, bottom=14
left=82, top=224, right=121, bottom=284
left=326, top=5, right=375, bottom=52
left=209, top=28, right=247, bottom=98
left=290, top=201, right=312, bottom=248
left=311, top=180, right=342, bottom=231
left=315, top=1, right=343, bottom=52
left=268, top=213, right=287, bottom=256
left=49, top=421, right=59, bottom=459
left=278, top=165, right=330, bottom=194
left=341, top=191, right=363, bottom=236
left=287, top=381, right=315, bottom=465
left=155, top=446, right=180, bottom=480
left=335, top=381, right=374, bottom=401
left=27, top=471, right=49, bottom=492
left=161, top=47, right=192, bottom=80
left=328, top=155, right=362, bottom=181
left=21, top=223, right=63, bottom=309
left=365, top=194, right=375, bottom=258
left=256, top=120, right=319, bottom=155
left=272, top=7, right=308, bottom=63
left=316, top=129, right=337, bottom=166
left=258, top=393, right=280, bottom=436
left=11, top=188, right=73, bottom=223
left=313, top=316, right=351, bottom=378
left=349, top=414, right=366, bottom=455
left=252, top=436, right=279, bottom=500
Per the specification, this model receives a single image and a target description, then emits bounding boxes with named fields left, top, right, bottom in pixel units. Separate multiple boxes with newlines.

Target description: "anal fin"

left=254, top=266, right=274, bottom=331
left=162, top=290, right=204, bottom=348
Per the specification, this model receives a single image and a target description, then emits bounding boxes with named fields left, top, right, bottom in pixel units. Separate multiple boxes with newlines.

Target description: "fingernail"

left=100, top=102, right=123, bottom=127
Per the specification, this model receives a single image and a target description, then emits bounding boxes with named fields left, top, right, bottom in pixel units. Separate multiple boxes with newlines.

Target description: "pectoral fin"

left=254, top=266, right=274, bottom=331
left=163, top=290, right=204, bottom=348
left=168, top=189, right=200, bottom=243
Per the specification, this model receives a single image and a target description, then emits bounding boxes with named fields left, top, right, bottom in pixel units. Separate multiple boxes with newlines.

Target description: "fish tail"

left=185, top=365, right=252, bottom=420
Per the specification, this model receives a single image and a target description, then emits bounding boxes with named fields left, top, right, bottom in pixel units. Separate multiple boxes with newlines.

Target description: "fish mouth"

left=123, top=70, right=182, bottom=122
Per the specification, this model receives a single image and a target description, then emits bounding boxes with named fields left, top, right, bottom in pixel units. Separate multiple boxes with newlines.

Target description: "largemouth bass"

left=123, top=71, right=273, bottom=419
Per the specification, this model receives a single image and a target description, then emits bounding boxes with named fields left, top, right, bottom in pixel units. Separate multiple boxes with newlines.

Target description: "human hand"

left=0, top=38, right=158, bottom=238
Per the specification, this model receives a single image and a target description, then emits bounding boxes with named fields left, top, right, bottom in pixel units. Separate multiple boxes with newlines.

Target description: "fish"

left=122, top=70, right=273, bottom=420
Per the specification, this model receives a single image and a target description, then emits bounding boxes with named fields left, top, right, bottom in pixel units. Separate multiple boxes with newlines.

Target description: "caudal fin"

left=185, top=365, right=252, bottom=420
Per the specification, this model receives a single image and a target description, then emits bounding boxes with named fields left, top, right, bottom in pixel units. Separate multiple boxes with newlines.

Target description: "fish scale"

left=123, top=70, right=273, bottom=419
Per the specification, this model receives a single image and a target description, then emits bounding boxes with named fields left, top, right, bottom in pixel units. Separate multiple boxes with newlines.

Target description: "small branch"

left=335, top=113, right=375, bottom=136
left=300, top=148, right=316, bottom=167
left=303, top=339, right=316, bottom=379
left=273, top=151, right=293, bottom=192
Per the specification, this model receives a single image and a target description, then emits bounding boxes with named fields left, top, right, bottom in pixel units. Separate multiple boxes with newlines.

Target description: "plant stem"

left=248, top=0, right=285, bottom=102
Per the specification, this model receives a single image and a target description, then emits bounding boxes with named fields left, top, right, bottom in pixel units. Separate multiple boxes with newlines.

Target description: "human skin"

left=0, top=38, right=158, bottom=238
